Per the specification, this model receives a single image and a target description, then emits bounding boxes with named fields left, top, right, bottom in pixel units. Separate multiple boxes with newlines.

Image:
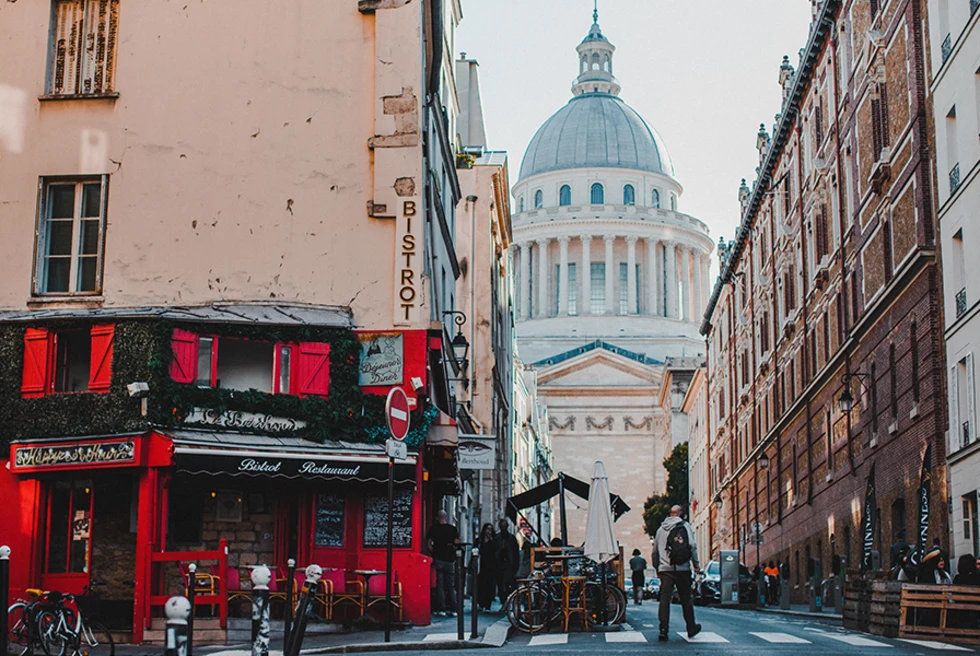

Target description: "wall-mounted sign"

left=358, top=333, right=404, bottom=386
left=458, top=435, right=496, bottom=470
left=394, top=199, right=422, bottom=326
left=175, top=451, right=416, bottom=483
left=12, top=440, right=136, bottom=471
left=184, top=408, right=307, bottom=432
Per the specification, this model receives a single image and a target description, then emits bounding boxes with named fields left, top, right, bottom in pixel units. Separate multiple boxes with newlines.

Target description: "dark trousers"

left=658, top=570, right=697, bottom=633
left=631, top=573, right=645, bottom=604
left=433, top=559, right=456, bottom=612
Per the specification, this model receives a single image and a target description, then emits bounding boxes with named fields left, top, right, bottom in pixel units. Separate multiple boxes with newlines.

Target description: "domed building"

left=510, top=12, right=713, bottom=558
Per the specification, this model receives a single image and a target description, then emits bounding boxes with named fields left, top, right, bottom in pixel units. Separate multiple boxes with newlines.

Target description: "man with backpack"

left=652, top=505, right=701, bottom=642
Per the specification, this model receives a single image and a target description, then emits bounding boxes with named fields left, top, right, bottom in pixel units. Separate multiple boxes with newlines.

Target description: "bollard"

left=470, top=547, right=479, bottom=640
left=164, top=596, right=191, bottom=656
left=1, top=546, right=10, bottom=656
left=251, top=565, right=272, bottom=656
left=283, top=558, right=296, bottom=652
left=186, top=563, right=197, bottom=656
left=455, top=546, right=464, bottom=640
left=780, top=578, right=790, bottom=610
left=284, top=565, right=321, bottom=656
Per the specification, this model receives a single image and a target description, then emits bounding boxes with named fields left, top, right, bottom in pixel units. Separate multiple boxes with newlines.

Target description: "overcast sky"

left=456, top=0, right=813, bottom=265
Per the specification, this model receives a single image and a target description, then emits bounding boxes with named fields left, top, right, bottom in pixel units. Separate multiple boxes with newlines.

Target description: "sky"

left=456, top=0, right=814, bottom=264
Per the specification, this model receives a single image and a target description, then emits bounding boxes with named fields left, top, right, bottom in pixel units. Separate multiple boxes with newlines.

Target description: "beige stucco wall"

left=0, top=1, right=425, bottom=329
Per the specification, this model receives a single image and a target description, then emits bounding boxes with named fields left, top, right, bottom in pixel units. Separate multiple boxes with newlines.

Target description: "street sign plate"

left=385, top=387, right=411, bottom=441
left=386, top=438, right=408, bottom=460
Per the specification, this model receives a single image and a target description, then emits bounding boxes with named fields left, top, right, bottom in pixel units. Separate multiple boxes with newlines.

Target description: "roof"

left=532, top=339, right=663, bottom=368
left=518, top=93, right=674, bottom=180
left=0, top=302, right=353, bottom=327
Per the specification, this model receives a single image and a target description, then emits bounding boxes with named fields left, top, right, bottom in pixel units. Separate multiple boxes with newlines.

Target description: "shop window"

left=46, top=480, right=93, bottom=575
left=168, top=487, right=204, bottom=545
left=21, top=324, right=114, bottom=397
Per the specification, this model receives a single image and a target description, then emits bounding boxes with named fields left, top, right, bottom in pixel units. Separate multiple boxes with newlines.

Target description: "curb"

left=301, top=618, right=513, bottom=654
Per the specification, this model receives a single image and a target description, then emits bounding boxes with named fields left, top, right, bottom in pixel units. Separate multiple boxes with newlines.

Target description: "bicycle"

left=8, top=588, right=114, bottom=656
left=8, top=588, right=48, bottom=656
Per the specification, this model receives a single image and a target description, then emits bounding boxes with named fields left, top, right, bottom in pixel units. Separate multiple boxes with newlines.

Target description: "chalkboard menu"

left=315, top=493, right=346, bottom=547
left=363, top=489, right=413, bottom=548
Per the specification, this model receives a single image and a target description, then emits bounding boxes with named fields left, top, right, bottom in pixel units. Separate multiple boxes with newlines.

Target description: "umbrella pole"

left=559, top=474, right=568, bottom=546
left=601, top=561, right=608, bottom=626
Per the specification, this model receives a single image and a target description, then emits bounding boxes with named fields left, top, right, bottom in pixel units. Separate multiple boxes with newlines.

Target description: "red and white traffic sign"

left=385, top=387, right=411, bottom=441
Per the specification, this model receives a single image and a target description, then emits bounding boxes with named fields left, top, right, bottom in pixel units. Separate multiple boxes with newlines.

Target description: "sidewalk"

left=754, top=603, right=843, bottom=621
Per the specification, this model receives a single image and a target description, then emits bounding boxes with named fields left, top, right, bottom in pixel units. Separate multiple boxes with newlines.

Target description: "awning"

left=506, top=472, right=630, bottom=523
left=163, top=429, right=416, bottom=484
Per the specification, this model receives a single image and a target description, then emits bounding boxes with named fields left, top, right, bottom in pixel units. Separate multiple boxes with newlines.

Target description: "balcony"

left=950, top=163, right=962, bottom=195
left=957, top=288, right=968, bottom=318
left=942, top=33, right=953, bottom=64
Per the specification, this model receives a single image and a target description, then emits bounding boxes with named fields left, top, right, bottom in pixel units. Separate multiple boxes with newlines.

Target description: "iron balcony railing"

left=942, top=33, right=953, bottom=63
left=951, top=163, right=962, bottom=194
left=957, top=288, right=968, bottom=318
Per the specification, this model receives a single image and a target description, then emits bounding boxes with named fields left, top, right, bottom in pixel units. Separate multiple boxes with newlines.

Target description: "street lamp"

left=839, top=372, right=871, bottom=415
left=442, top=311, right=470, bottom=373
left=759, top=452, right=769, bottom=469
left=714, top=495, right=723, bottom=510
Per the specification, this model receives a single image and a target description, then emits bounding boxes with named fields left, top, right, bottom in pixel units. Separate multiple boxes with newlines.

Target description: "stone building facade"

left=701, top=0, right=947, bottom=600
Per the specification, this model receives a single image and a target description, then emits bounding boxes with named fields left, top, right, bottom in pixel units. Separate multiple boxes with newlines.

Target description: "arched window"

left=670, top=193, right=677, bottom=211
left=581, top=56, right=587, bottom=74
left=519, top=196, right=524, bottom=212
left=591, top=53, right=600, bottom=70
left=603, top=55, right=610, bottom=72
left=623, top=184, right=635, bottom=206
left=534, top=189, right=543, bottom=209
left=651, top=189, right=661, bottom=208
left=590, top=183, right=604, bottom=205
left=559, top=185, right=571, bottom=206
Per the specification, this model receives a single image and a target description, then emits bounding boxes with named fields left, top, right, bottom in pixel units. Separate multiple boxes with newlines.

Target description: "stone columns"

left=537, top=238, right=550, bottom=318
left=581, top=235, right=592, bottom=315
left=665, top=241, right=678, bottom=319
left=645, top=238, right=659, bottom=317
left=519, top=242, right=531, bottom=320
left=680, top=245, right=692, bottom=322
left=558, top=236, right=570, bottom=316
left=626, top=236, right=638, bottom=315
left=604, top=235, right=616, bottom=315
left=692, top=249, right=703, bottom=319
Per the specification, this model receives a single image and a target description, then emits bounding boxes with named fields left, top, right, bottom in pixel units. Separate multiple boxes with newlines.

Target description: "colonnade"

left=512, top=235, right=711, bottom=322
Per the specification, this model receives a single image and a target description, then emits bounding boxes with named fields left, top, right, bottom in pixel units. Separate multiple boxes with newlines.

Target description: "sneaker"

left=448, top=611, right=457, bottom=617
left=687, top=624, right=702, bottom=639
left=658, top=630, right=668, bottom=642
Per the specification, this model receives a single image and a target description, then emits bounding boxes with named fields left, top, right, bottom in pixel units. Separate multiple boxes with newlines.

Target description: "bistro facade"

left=0, top=310, right=461, bottom=641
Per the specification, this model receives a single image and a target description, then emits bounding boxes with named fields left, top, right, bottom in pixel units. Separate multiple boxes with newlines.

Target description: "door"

left=42, top=479, right=93, bottom=594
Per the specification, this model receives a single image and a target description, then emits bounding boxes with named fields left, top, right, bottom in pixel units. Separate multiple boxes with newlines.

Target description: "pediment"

left=537, top=348, right=661, bottom=388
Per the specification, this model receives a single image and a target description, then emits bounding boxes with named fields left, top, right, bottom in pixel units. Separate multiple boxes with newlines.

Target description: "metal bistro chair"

left=366, top=573, right=404, bottom=622
left=318, top=569, right=365, bottom=620
left=561, top=576, right=588, bottom=632
left=180, top=562, right=221, bottom=614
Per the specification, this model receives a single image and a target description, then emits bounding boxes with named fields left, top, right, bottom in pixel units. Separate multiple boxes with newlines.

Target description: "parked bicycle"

left=505, top=560, right=626, bottom=633
left=7, top=587, right=114, bottom=656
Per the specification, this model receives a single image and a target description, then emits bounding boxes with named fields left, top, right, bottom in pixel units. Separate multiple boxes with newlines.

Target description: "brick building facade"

left=700, top=0, right=946, bottom=601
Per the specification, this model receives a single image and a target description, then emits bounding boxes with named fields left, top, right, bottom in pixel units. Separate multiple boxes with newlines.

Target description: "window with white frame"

left=590, top=263, right=605, bottom=314
left=568, top=263, right=577, bottom=315
left=35, top=177, right=108, bottom=295
left=49, top=0, right=121, bottom=96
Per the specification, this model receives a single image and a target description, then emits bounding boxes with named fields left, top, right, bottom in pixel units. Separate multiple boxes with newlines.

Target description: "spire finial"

left=593, top=0, right=598, bottom=24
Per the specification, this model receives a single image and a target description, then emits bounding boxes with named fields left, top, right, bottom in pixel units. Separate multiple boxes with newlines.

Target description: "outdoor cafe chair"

left=366, top=573, right=403, bottom=622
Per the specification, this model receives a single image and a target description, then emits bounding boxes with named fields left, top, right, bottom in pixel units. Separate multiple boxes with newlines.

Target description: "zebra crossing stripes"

left=750, top=632, right=812, bottom=644
left=528, top=634, right=569, bottom=646
left=422, top=633, right=461, bottom=642
left=824, top=633, right=894, bottom=648
left=897, top=639, right=972, bottom=651
left=603, top=631, right=647, bottom=642
left=678, top=631, right=730, bottom=643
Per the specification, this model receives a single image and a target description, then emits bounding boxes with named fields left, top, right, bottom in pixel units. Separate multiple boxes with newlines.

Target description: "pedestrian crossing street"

left=512, top=628, right=975, bottom=650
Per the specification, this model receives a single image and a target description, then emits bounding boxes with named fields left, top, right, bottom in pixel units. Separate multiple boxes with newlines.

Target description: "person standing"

left=629, top=549, right=647, bottom=605
left=764, top=561, right=780, bottom=606
left=477, top=523, right=498, bottom=612
left=495, top=519, right=520, bottom=605
left=652, top=505, right=701, bottom=642
left=426, top=510, right=459, bottom=617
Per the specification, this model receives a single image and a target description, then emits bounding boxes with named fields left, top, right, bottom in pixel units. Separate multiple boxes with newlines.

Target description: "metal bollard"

left=455, top=547, right=464, bottom=640
left=470, top=547, right=479, bottom=640
left=164, top=596, right=191, bottom=656
left=186, top=563, right=196, bottom=656
left=284, top=565, right=321, bottom=656
left=250, top=565, right=272, bottom=656
left=283, top=558, right=296, bottom=652
left=780, top=578, right=790, bottom=610
left=1, top=546, right=10, bottom=656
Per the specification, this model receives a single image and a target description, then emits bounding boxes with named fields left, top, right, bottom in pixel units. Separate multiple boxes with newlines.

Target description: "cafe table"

left=349, top=569, right=386, bottom=622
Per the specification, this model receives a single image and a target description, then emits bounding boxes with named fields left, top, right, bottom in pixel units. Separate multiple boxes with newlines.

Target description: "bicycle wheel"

left=8, top=603, right=32, bottom=655
left=75, top=621, right=114, bottom=656
left=505, top=585, right=550, bottom=633
left=35, top=610, right=68, bottom=656
left=585, top=584, right=626, bottom=626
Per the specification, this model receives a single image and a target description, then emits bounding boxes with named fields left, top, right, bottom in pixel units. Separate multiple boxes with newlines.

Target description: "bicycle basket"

left=76, top=592, right=101, bottom=618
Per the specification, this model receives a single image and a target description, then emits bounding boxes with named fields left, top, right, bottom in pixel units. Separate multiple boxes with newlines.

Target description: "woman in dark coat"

left=477, top=523, right=498, bottom=611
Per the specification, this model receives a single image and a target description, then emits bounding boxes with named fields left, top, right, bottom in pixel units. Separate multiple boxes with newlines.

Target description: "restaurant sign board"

left=175, top=451, right=416, bottom=483
left=12, top=439, right=137, bottom=472
left=358, top=332, right=404, bottom=386
left=458, top=435, right=496, bottom=470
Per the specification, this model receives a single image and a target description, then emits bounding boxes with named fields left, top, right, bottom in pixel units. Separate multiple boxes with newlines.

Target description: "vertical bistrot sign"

left=383, top=387, right=410, bottom=642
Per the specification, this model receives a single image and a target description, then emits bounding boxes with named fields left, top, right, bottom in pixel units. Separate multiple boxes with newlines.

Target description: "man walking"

left=495, top=518, right=520, bottom=604
left=652, top=505, right=701, bottom=642
left=426, top=510, right=459, bottom=617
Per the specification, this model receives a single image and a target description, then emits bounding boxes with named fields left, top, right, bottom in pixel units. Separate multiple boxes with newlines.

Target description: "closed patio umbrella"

left=584, top=461, right=618, bottom=626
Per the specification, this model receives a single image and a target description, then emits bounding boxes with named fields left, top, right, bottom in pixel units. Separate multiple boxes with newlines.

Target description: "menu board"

left=363, top=489, right=413, bottom=548
left=315, top=493, right=346, bottom=547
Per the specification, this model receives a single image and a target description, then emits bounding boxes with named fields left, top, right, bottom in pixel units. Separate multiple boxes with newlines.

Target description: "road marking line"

left=750, top=632, right=812, bottom=644
left=529, top=634, right=569, bottom=646
left=605, top=632, right=647, bottom=643
left=678, top=631, right=729, bottom=643
left=642, top=623, right=655, bottom=627
left=423, top=633, right=460, bottom=642
left=897, top=639, right=972, bottom=651
left=824, top=634, right=893, bottom=647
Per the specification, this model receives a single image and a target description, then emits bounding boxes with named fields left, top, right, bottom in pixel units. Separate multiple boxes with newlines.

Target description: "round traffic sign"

left=385, top=387, right=411, bottom=441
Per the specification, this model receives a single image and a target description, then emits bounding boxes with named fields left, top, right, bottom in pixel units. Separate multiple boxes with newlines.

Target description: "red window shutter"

left=89, top=324, right=115, bottom=392
left=297, top=342, right=331, bottom=398
left=170, top=328, right=198, bottom=384
left=21, top=327, right=51, bottom=398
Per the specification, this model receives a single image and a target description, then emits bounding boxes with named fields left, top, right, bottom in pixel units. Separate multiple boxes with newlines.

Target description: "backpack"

left=666, top=523, right=693, bottom=566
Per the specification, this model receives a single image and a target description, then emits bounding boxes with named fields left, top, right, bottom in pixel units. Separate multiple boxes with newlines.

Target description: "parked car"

left=644, top=577, right=660, bottom=600
left=694, top=560, right=758, bottom=605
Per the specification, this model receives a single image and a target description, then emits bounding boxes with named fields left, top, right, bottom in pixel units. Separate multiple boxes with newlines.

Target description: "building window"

left=559, top=185, right=571, bottom=206
left=891, top=498, right=906, bottom=543
left=871, top=361, right=879, bottom=435
left=35, top=177, right=108, bottom=295
left=48, top=0, right=120, bottom=96
left=534, top=189, right=543, bottom=209
left=591, top=183, right=604, bottom=205
left=519, top=196, right=525, bottom=212
left=45, top=480, right=93, bottom=575
left=953, top=229, right=967, bottom=317
left=911, top=321, right=920, bottom=404
left=871, top=84, right=890, bottom=159
left=670, top=193, right=677, bottom=211
left=21, top=324, right=114, bottom=397
left=619, top=263, right=629, bottom=314
left=623, top=184, right=635, bottom=206
left=590, top=263, right=605, bottom=314
left=889, top=342, right=898, bottom=420
left=568, top=262, right=577, bottom=315
left=816, top=206, right=830, bottom=261
left=652, top=189, right=661, bottom=208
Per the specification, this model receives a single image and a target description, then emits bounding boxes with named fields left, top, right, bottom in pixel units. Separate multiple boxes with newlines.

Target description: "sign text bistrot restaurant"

left=12, top=440, right=137, bottom=472
left=175, top=451, right=416, bottom=484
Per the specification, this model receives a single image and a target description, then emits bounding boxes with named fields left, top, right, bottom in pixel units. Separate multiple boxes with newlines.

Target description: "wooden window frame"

left=46, top=0, right=120, bottom=97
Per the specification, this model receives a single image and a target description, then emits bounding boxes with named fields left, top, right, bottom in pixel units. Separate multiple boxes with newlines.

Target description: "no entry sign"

left=385, top=387, right=411, bottom=441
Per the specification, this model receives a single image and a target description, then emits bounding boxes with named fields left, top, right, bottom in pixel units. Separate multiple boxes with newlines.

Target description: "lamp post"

left=442, top=311, right=470, bottom=376
left=839, top=372, right=871, bottom=415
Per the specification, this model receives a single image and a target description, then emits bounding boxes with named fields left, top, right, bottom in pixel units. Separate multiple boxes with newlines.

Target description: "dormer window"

left=623, top=184, right=635, bottom=206
left=559, top=185, right=572, bottom=206
left=591, top=183, right=604, bottom=204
